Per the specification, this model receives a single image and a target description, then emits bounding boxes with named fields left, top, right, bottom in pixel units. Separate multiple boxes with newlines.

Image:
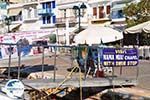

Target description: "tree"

left=123, top=0, right=150, bottom=27
left=49, top=34, right=56, bottom=43
left=123, top=0, right=150, bottom=45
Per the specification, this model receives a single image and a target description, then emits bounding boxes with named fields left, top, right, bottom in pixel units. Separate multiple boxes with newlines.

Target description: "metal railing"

left=0, top=43, right=140, bottom=82
left=56, top=16, right=76, bottom=24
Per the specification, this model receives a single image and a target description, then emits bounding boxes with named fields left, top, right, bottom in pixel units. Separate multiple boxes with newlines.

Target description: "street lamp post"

left=73, top=3, right=87, bottom=33
left=4, top=16, right=12, bottom=79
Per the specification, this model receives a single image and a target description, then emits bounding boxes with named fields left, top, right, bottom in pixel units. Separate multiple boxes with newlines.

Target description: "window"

left=93, top=7, right=97, bottom=16
left=111, top=10, right=124, bottom=19
left=27, top=8, right=31, bottom=18
left=118, top=10, right=123, bottom=18
left=99, top=6, right=104, bottom=18
left=42, top=16, right=46, bottom=24
left=52, top=15, right=56, bottom=23
left=106, top=5, right=110, bottom=14
left=42, top=3, right=46, bottom=9
left=46, top=2, right=51, bottom=8
left=47, top=16, right=51, bottom=24
left=52, top=1, right=55, bottom=8
left=64, top=9, right=66, bottom=18
left=42, top=16, right=54, bottom=24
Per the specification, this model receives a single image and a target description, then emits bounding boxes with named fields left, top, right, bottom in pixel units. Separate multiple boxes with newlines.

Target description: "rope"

left=21, top=46, right=84, bottom=100
left=43, top=46, right=84, bottom=99
left=22, top=66, right=78, bottom=99
left=41, top=61, right=83, bottom=99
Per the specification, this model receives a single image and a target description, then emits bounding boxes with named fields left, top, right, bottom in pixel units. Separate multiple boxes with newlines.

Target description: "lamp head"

left=80, top=3, right=87, bottom=9
left=80, top=3, right=87, bottom=17
left=73, top=6, right=79, bottom=10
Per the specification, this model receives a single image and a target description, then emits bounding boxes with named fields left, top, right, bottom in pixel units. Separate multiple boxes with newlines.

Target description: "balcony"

left=11, top=16, right=22, bottom=24
left=57, top=0, right=82, bottom=5
left=23, top=0, right=38, bottom=6
left=23, top=17, right=38, bottom=23
left=38, top=8, right=54, bottom=16
left=55, top=16, right=77, bottom=27
left=40, top=23, right=55, bottom=28
left=56, top=16, right=76, bottom=24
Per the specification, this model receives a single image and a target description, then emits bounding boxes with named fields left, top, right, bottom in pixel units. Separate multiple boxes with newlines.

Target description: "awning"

left=8, top=8, right=22, bottom=16
left=143, top=23, right=150, bottom=33
left=10, top=24, right=21, bottom=31
left=9, top=0, right=22, bottom=3
left=111, top=4, right=126, bottom=11
left=20, top=23, right=40, bottom=31
left=124, top=21, right=150, bottom=34
left=74, top=26, right=123, bottom=45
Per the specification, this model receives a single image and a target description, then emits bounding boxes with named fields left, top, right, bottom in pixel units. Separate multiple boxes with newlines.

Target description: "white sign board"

left=2, top=79, right=24, bottom=99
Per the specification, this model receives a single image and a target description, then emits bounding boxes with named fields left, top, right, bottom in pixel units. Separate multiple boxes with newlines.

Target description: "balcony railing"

left=57, top=0, right=81, bottom=5
left=24, top=0, right=38, bottom=3
left=38, top=8, right=54, bottom=16
left=56, top=16, right=76, bottom=24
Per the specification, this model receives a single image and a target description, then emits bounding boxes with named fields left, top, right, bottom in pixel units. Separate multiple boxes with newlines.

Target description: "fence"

left=0, top=43, right=141, bottom=100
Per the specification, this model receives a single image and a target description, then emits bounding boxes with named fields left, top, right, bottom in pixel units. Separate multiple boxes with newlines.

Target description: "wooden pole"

left=53, top=47, right=57, bottom=82
left=17, top=45, right=21, bottom=79
left=8, top=44, right=12, bottom=79
left=41, top=46, right=45, bottom=78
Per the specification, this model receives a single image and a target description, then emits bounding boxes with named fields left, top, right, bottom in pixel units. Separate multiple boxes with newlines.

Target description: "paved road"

left=136, top=60, right=150, bottom=89
left=114, top=60, right=150, bottom=90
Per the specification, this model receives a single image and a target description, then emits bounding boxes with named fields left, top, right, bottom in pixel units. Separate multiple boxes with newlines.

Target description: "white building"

left=55, top=0, right=89, bottom=45
left=110, top=0, right=140, bottom=31
left=0, top=1, right=7, bottom=34
left=20, top=0, right=56, bottom=31
left=1, top=0, right=138, bottom=43
left=88, top=0, right=111, bottom=26
left=3, top=0, right=56, bottom=43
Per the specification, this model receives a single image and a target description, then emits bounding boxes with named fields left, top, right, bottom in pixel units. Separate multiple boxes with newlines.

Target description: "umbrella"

left=124, top=21, right=150, bottom=34
left=74, top=26, right=123, bottom=45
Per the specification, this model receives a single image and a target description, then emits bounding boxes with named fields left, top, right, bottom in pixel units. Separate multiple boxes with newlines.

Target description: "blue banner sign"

left=101, top=48, right=138, bottom=67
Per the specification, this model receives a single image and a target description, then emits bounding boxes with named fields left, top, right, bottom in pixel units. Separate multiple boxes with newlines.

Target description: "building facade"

left=1, top=0, right=138, bottom=43
left=56, top=0, right=89, bottom=44
left=110, top=0, right=132, bottom=31
left=20, top=0, right=56, bottom=31
left=0, top=1, right=8, bottom=34
left=38, top=0, right=56, bottom=28
left=5, top=0, right=56, bottom=32
left=88, top=0, right=111, bottom=24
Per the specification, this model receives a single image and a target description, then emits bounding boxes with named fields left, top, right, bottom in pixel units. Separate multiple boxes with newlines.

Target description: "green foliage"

left=49, top=34, right=56, bottom=43
left=123, top=0, right=150, bottom=27
left=123, top=0, right=150, bottom=45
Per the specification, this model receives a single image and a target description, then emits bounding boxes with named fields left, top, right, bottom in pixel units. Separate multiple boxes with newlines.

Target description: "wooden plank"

left=22, top=77, right=137, bottom=89
left=111, top=87, right=150, bottom=98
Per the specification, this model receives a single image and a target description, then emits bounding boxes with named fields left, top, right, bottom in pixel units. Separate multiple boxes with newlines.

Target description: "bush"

left=49, top=34, right=56, bottom=43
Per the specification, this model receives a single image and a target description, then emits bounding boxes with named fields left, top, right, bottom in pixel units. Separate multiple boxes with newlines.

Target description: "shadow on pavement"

left=3, top=64, right=57, bottom=78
